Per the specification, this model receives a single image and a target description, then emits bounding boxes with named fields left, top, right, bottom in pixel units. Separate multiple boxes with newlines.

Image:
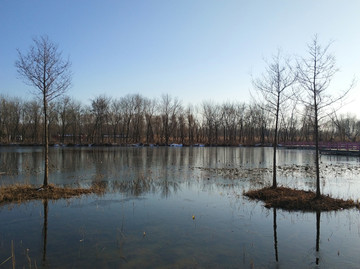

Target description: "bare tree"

left=131, top=94, right=145, bottom=143
left=15, top=35, right=72, bottom=187
left=279, top=102, right=298, bottom=142
left=221, top=102, right=238, bottom=145
left=54, top=96, right=82, bottom=144
left=144, top=97, right=157, bottom=144
left=235, top=102, right=247, bottom=144
left=91, top=95, right=111, bottom=144
left=57, top=96, right=71, bottom=143
left=296, top=35, right=353, bottom=198
left=186, top=105, right=197, bottom=145
left=159, top=94, right=182, bottom=145
left=201, top=101, right=215, bottom=145
left=330, top=113, right=360, bottom=142
left=109, top=98, right=122, bottom=144
left=22, top=100, right=42, bottom=143
left=47, top=101, right=59, bottom=144
left=253, top=50, right=296, bottom=188
left=0, top=96, right=22, bottom=143
left=202, top=101, right=222, bottom=145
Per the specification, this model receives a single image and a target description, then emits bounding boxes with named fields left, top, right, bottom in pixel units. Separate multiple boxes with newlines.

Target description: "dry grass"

left=0, top=183, right=105, bottom=205
left=244, top=186, right=360, bottom=212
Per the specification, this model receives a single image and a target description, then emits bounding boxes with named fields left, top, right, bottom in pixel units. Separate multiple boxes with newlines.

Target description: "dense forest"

left=0, top=93, right=358, bottom=146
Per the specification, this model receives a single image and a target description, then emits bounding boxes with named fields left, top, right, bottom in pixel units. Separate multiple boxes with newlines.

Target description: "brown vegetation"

left=244, top=187, right=360, bottom=211
left=1, top=92, right=360, bottom=147
left=0, top=183, right=105, bottom=205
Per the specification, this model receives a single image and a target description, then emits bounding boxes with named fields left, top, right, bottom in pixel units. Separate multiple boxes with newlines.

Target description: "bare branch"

left=15, top=35, right=72, bottom=187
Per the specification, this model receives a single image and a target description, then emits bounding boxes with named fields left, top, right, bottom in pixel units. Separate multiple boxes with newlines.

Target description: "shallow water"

left=0, top=146, right=360, bottom=268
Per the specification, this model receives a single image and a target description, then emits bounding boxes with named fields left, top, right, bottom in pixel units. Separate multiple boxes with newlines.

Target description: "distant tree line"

left=1, top=92, right=359, bottom=146
left=5, top=34, right=354, bottom=197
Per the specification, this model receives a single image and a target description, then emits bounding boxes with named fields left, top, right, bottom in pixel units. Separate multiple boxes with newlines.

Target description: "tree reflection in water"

left=157, top=178, right=180, bottom=198
left=109, top=173, right=180, bottom=198
left=316, top=210, right=321, bottom=265
left=273, top=207, right=278, bottom=262
left=271, top=208, right=322, bottom=266
left=42, top=199, right=48, bottom=266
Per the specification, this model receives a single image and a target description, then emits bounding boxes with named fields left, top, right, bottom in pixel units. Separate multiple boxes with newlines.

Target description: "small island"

left=244, top=186, right=360, bottom=211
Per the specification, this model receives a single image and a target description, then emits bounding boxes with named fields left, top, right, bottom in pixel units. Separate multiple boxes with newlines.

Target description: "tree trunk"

left=314, top=115, right=320, bottom=198
left=43, top=96, right=49, bottom=187
left=272, top=105, right=279, bottom=188
left=314, top=86, right=321, bottom=198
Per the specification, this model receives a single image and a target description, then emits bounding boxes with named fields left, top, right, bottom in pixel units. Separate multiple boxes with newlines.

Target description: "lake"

left=0, top=146, right=360, bottom=268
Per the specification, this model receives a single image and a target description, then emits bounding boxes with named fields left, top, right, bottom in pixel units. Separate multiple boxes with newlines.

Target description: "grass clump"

left=0, top=183, right=105, bottom=205
left=244, top=186, right=360, bottom=212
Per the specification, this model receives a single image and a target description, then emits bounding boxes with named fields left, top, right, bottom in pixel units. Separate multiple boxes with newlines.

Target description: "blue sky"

left=1, top=0, right=359, bottom=115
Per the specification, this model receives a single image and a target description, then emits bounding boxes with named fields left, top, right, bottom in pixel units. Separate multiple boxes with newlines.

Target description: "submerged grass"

left=244, top=186, right=360, bottom=212
left=0, top=183, right=105, bottom=205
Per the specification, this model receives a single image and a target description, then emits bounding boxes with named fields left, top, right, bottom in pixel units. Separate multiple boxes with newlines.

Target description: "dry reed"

left=0, top=183, right=105, bottom=205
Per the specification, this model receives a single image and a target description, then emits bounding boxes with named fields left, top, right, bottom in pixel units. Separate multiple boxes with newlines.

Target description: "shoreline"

left=1, top=143, right=359, bottom=157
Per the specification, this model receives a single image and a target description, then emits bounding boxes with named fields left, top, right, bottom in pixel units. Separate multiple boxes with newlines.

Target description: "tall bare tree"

left=0, top=96, right=22, bottom=143
left=159, top=94, right=182, bottom=145
left=253, top=51, right=296, bottom=188
left=186, top=105, right=197, bottom=145
left=235, top=102, right=247, bottom=144
left=57, top=96, right=71, bottom=143
left=22, top=100, right=42, bottom=143
left=202, top=101, right=222, bottom=145
left=144, top=97, right=157, bottom=144
left=296, top=35, right=352, bottom=198
left=109, top=98, right=122, bottom=144
left=91, top=95, right=111, bottom=144
left=330, top=113, right=360, bottom=142
left=16, top=35, right=72, bottom=187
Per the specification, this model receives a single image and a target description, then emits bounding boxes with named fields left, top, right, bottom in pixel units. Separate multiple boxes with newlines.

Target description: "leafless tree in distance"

left=16, top=35, right=72, bottom=187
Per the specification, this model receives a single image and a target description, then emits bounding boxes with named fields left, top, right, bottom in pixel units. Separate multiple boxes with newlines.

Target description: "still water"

left=0, top=146, right=360, bottom=268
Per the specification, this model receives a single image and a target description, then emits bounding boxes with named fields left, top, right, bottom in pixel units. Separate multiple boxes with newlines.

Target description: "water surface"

left=0, top=147, right=360, bottom=268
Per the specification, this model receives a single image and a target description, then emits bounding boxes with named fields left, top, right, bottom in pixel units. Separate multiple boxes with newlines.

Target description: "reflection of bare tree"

left=270, top=207, right=321, bottom=265
left=42, top=199, right=48, bottom=266
left=157, top=179, right=180, bottom=198
left=0, top=151, right=19, bottom=176
left=110, top=173, right=181, bottom=198
left=273, top=208, right=278, bottom=262
left=316, top=211, right=321, bottom=265
left=111, top=174, right=154, bottom=196
left=271, top=208, right=321, bottom=265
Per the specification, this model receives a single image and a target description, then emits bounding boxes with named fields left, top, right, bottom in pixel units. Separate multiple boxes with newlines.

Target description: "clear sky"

left=1, top=0, right=359, bottom=116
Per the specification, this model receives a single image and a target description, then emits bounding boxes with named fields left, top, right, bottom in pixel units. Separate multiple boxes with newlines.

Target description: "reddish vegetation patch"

left=0, top=184, right=105, bottom=205
left=244, top=187, right=360, bottom=211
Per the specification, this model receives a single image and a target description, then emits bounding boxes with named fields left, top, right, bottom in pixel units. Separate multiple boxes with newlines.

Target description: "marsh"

left=0, top=146, right=360, bottom=268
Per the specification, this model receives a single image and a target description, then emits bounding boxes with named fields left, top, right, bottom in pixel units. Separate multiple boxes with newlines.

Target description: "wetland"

left=1, top=146, right=360, bottom=268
